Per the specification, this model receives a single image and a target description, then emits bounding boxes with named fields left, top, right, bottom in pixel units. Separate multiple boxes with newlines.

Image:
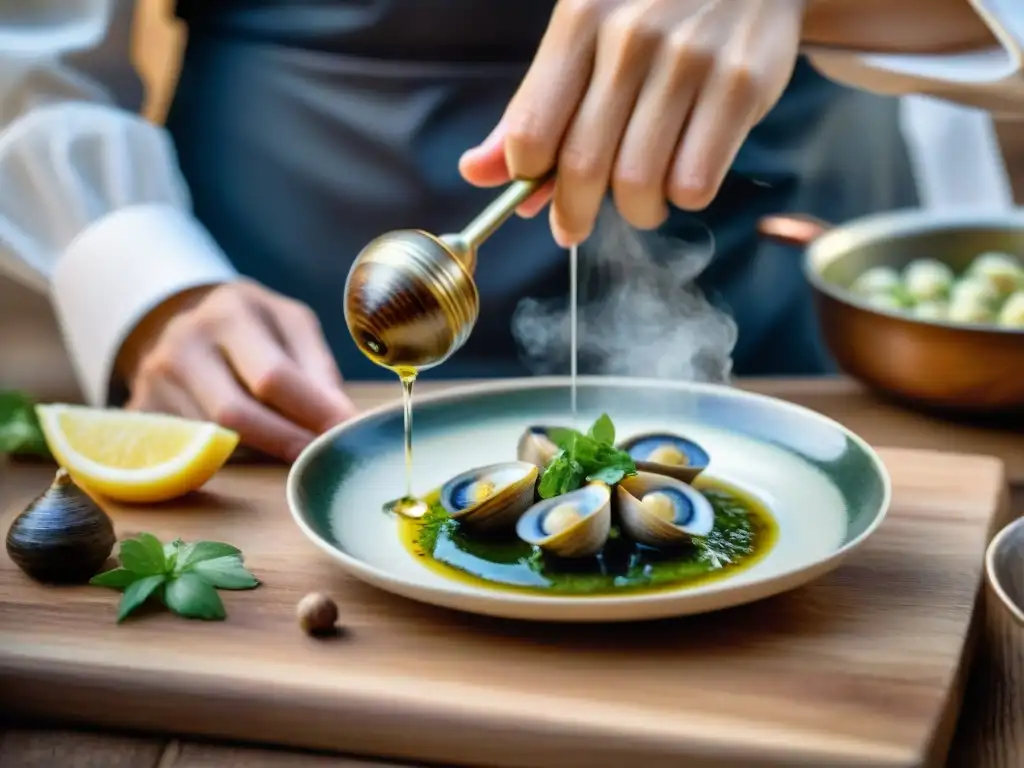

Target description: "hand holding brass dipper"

left=344, top=176, right=549, bottom=372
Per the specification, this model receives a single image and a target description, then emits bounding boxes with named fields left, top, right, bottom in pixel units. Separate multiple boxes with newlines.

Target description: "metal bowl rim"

left=984, top=515, right=1024, bottom=626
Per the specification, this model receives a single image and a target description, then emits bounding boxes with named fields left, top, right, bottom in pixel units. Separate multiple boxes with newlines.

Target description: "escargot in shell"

left=516, top=482, right=612, bottom=559
left=615, top=472, right=714, bottom=548
left=516, top=426, right=562, bottom=468
left=439, top=461, right=539, bottom=534
left=617, top=432, right=709, bottom=483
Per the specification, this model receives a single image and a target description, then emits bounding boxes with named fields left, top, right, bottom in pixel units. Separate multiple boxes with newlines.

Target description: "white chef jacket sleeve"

left=806, top=0, right=1024, bottom=115
left=0, top=1, right=239, bottom=407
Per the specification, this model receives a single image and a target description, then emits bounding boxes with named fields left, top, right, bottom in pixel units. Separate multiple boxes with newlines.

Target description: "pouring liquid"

left=569, top=243, right=578, bottom=423
left=379, top=238, right=579, bottom=516
left=382, top=366, right=428, bottom=518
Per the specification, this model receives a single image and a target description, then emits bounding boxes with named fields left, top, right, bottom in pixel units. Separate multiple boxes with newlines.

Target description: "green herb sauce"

left=399, top=478, right=777, bottom=596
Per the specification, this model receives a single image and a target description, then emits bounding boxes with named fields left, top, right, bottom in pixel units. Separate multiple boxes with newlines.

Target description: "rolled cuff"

left=807, top=48, right=1024, bottom=116
left=51, top=204, right=239, bottom=406
left=806, top=0, right=1024, bottom=115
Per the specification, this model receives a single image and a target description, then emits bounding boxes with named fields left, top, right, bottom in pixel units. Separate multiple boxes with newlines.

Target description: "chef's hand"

left=118, top=281, right=357, bottom=462
left=459, top=0, right=804, bottom=247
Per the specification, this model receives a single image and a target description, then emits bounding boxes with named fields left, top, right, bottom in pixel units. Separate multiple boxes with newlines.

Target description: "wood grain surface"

left=0, top=446, right=1007, bottom=768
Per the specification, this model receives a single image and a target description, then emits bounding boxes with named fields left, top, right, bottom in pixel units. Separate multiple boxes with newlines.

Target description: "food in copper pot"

left=848, top=251, right=1023, bottom=328
left=950, top=276, right=1000, bottom=307
left=911, top=300, right=947, bottom=320
left=904, top=259, right=955, bottom=302
left=866, top=293, right=906, bottom=312
left=968, top=252, right=1024, bottom=297
left=999, top=291, right=1024, bottom=327
left=948, top=290, right=997, bottom=324
left=851, top=266, right=902, bottom=297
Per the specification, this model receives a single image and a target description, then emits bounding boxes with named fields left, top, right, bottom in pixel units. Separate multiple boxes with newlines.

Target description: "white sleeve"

left=805, top=0, right=1024, bottom=115
left=0, top=0, right=239, bottom=407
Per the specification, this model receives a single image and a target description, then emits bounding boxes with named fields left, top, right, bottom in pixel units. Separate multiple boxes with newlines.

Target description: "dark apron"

left=167, top=0, right=919, bottom=380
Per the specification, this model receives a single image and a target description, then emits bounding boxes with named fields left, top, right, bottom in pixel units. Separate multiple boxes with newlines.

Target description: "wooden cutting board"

left=0, top=448, right=1007, bottom=768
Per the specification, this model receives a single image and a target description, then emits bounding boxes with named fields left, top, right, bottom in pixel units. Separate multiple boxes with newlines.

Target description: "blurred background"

left=3, top=0, right=1024, bottom=403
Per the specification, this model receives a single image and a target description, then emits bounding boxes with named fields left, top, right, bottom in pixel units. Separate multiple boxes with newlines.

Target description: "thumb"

left=459, top=120, right=511, bottom=188
left=459, top=121, right=554, bottom=219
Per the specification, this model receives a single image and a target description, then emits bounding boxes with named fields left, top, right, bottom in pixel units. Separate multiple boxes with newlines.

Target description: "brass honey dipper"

left=344, top=176, right=548, bottom=372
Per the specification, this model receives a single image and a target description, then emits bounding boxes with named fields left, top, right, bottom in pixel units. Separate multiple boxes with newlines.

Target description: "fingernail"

left=552, top=228, right=579, bottom=249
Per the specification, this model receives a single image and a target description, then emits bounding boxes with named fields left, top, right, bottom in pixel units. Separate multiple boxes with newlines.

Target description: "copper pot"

left=758, top=209, right=1024, bottom=416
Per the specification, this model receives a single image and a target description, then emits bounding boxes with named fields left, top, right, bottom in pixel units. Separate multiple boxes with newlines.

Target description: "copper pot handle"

left=756, top=214, right=833, bottom=247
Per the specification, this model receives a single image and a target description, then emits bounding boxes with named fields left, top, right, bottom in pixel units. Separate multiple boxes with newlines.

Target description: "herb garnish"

left=537, top=413, right=637, bottom=498
left=90, top=533, right=260, bottom=622
left=0, top=391, right=50, bottom=458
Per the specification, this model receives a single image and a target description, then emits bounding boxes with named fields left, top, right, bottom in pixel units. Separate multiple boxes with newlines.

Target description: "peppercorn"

left=296, top=592, right=338, bottom=636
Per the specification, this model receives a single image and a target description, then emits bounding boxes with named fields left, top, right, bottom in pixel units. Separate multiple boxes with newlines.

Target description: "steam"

left=512, top=204, right=738, bottom=383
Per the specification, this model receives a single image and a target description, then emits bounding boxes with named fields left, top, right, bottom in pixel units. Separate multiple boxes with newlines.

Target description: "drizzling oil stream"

left=382, top=367, right=428, bottom=518
left=570, top=243, right=579, bottom=422
left=384, top=242, right=581, bottom=516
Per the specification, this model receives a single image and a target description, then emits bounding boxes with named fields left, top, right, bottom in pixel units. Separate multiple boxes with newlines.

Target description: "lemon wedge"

left=34, top=404, right=239, bottom=503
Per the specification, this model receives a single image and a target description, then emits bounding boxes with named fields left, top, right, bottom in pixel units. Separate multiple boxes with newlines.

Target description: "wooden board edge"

left=922, top=475, right=1010, bottom=767
left=0, top=655, right=914, bottom=768
left=925, top=562, right=988, bottom=767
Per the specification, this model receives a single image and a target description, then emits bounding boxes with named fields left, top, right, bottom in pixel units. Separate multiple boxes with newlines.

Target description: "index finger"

left=220, top=319, right=356, bottom=432
left=495, top=0, right=603, bottom=180
left=458, top=124, right=558, bottom=217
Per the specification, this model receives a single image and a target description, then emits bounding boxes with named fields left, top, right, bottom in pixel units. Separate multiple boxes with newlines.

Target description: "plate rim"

left=286, top=376, right=892, bottom=619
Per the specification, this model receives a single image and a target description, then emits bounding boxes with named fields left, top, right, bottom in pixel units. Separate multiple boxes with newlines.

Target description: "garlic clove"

left=5, top=468, right=116, bottom=584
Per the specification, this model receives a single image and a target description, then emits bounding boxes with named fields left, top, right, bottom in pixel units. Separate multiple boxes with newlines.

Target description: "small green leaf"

left=563, top=460, right=587, bottom=494
left=538, top=414, right=635, bottom=498
left=176, top=541, right=242, bottom=573
left=0, top=392, right=51, bottom=457
left=537, top=473, right=561, bottom=499
left=90, top=568, right=143, bottom=590
left=191, top=556, right=260, bottom=590
left=116, top=574, right=166, bottom=622
left=588, top=413, right=615, bottom=445
left=587, top=466, right=626, bottom=486
left=538, top=454, right=571, bottom=499
left=418, top=507, right=453, bottom=553
left=119, top=534, right=167, bottom=575
left=547, top=427, right=584, bottom=452
left=568, top=434, right=598, bottom=464
left=163, top=573, right=226, bottom=620
left=539, top=454, right=590, bottom=498
left=136, top=531, right=167, bottom=561
left=163, top=539, right=183, bottom=570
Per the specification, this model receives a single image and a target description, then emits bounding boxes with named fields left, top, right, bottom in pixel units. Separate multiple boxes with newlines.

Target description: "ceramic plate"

left=287, top=377, right=890, bottom=622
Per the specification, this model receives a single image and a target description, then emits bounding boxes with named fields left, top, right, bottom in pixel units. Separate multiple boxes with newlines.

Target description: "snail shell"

left=439, top=461, right=539, bottom=533
left=616, top=472, right=714, bottom=548
left=5, top=468, right=116, bottom=584
left=516, top=426, right=562, bottom=468
left=617, top=432, right=710, bottom=483
left=516, top=482, right=612, bottom=559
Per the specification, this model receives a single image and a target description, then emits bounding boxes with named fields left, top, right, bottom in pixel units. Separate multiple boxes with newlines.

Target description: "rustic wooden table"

left=1, top=377, right=1021, bottom=768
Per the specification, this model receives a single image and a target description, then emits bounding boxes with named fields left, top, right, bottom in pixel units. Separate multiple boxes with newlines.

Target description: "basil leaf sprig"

left=90, top=533, right=260, bottom=623
left=537, top=414, right=637, bottom=499
left=0, top=391, right=51, bottom=458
